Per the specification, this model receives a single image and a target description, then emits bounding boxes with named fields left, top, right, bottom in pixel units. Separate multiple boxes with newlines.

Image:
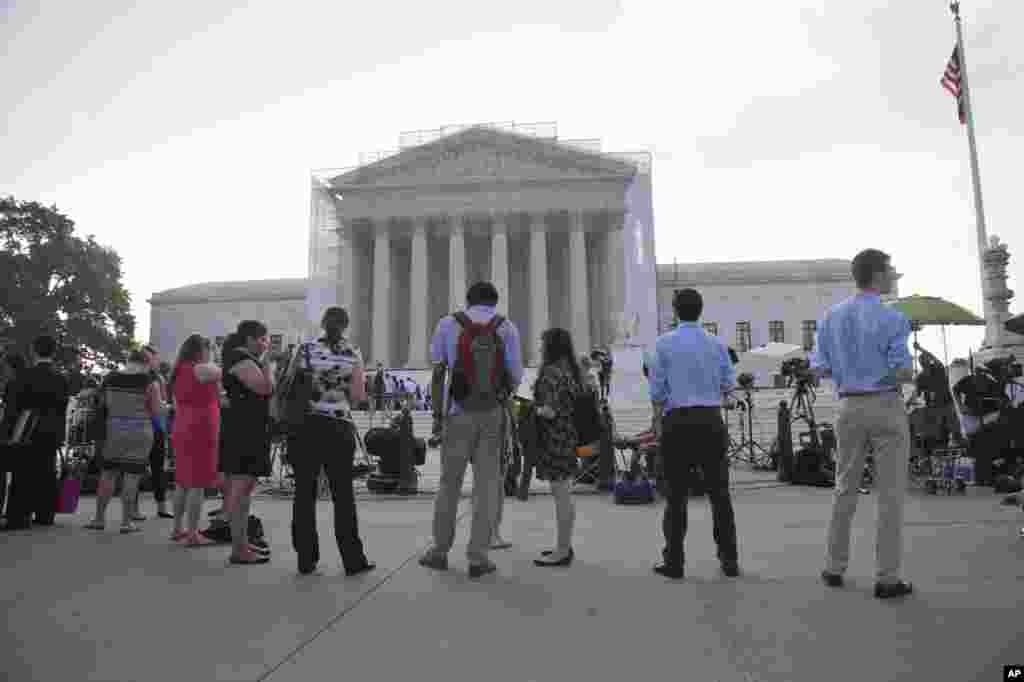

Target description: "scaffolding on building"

left=311, top=121, right=651, bottom=184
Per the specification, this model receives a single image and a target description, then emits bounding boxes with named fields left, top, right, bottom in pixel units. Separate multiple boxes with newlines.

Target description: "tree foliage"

left=0, top=197, right=136, bottom=376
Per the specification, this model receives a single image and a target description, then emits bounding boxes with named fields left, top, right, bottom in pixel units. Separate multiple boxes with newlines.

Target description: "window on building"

left=270, top=334, right=283, bottom=353
left=769, top=320, right=785, bottom=344
left=801, top=320, right=817, bottom=352
left=703, top=322, right=719, bottom=336
left=736, top=321, right=752, bottom=353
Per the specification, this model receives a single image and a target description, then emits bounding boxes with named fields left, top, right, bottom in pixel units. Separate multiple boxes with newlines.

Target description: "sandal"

left=185, top=531, right=215, bottom=547
left=229, top=553, right=270, bottom=565
left=171, top=529, right=190, bottom=542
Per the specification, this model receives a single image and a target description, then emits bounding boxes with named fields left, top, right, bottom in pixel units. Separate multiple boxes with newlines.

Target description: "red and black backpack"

left=449, top=312, right=510, bottom=411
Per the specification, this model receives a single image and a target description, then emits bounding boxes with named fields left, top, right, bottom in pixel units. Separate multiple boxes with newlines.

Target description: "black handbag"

left=276, top=344, right=314, bottom=432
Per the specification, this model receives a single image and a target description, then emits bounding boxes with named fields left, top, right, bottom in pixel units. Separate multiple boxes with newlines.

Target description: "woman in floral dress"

left=532, top=327, right=584, bottom=567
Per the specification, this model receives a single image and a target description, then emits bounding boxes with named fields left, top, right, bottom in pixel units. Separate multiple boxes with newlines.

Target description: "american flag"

left=940, top=46, right=966, bottom=125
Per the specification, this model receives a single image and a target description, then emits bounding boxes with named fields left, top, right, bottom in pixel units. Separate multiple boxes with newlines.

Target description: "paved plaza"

left=3, top=480, right=1021, bottom=682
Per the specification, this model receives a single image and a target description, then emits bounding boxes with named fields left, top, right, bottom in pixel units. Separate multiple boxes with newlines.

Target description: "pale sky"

left=3, top=0, right=1021, bottom=363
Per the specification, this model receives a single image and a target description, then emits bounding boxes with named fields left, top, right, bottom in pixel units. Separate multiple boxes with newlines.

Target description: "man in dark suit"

left=3, top=335, right=70, bottom=530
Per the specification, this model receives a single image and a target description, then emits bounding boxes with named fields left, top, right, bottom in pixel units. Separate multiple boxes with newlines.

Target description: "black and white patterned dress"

left=532, top=359, right=582, bottom=482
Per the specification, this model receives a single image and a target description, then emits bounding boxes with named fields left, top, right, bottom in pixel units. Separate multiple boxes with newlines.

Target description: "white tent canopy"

left=737, top=342, right=807, bottom=387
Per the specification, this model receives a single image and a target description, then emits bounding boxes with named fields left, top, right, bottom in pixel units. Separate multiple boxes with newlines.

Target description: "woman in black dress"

left=221, top=320, right=274, bottom=565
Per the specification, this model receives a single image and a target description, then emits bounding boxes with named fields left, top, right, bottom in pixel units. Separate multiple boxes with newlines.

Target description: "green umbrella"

left=886, top=295, right=985, bottom=367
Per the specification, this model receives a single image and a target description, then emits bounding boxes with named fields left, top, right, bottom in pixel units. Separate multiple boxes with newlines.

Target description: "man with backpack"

left=420, top=282, right=523, bottom=578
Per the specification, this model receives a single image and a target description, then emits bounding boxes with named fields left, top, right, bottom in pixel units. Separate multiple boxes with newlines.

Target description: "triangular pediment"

left=330, top=126, right=638, bottom=187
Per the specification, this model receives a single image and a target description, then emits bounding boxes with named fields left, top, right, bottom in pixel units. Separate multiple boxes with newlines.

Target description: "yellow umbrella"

left=886, top=295, right=985, bottom=366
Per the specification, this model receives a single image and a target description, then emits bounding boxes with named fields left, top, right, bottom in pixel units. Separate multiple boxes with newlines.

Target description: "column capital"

left=606, top=209, right=627, bottom=230
left=568, top=210, right=586, bottom=232
left=529, top=212, right=548, bottom=233
left=447, top=213, right=465, bottom=234
left=490, top=214, right=508, bottom=234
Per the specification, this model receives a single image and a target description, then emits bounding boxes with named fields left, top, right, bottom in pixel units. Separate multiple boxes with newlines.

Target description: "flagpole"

left=951, top=1, right=990, bottom=316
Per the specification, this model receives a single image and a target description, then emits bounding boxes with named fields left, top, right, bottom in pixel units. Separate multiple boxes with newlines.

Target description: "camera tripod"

left=787, top=378, right=836, bottom=471
left=727, top=388, right=772, bottom=468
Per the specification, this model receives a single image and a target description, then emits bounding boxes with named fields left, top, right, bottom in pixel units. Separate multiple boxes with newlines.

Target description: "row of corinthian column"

left=337, top=211, right=625, bottom=368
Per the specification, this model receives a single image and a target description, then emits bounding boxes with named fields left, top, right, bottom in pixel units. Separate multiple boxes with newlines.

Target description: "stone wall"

left=149, top=299, right=308, bottom=358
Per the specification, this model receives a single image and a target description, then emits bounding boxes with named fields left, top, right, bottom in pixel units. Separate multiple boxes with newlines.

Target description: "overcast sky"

left=2, top=0, right=1021, bottom=362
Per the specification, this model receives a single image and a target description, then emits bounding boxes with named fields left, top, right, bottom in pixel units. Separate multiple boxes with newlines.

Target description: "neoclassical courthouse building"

left=150, top=124, right=884, bottom=367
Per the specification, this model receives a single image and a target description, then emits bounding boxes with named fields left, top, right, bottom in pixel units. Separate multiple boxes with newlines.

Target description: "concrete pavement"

left=2, top=484, right=1022, bottom=682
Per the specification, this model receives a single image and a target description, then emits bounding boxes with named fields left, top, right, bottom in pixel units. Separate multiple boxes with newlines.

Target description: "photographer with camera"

left=952, top=355, right=1023, bottom=488
left=811, top=249, right=915, bottom=599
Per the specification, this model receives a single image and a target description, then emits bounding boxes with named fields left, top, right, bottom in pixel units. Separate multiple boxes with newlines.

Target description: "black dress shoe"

left=821, top=571, right=844, bottom=588
left=468, top=562, right=496, bottom=579
left=298, top=563, right=318, bottom=575
left=721, top=561, right=740, bottom=578
left=345, top=561, right=376, bottom=577
left=653, top=562, right=684, bottom=579
left=874, top=580, right=913, bottom=599
left=534, top=548, right=574, bottom=567
left=1, top=522, right=31, bottom=531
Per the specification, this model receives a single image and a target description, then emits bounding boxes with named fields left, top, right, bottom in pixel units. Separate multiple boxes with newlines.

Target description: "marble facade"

left=309, top=125, right=657, bottom=367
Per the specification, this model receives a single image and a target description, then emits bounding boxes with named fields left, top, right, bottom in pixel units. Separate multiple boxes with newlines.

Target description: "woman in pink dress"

left=169, top=335, right=222, bottom=546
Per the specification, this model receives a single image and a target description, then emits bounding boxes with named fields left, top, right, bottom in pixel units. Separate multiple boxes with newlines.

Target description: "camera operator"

left=954, top=356, right=1024, bottom=487
left=811, top=249, right=915, bottom=599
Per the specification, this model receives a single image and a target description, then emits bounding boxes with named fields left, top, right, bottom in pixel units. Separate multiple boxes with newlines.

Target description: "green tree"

left=0, top=197, right=136, bottom=377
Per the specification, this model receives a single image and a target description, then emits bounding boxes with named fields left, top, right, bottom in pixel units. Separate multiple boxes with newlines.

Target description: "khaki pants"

left=426, top=406, right=504, bottom=566
left=826, top=392, right=910, bottom=583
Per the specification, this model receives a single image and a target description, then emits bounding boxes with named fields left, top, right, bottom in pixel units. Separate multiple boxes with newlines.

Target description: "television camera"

left=956, top=355, right=1022, bottom=418
left=775, top=355, right=835, bottom=486
left=780, top=357, right=814, bottom=386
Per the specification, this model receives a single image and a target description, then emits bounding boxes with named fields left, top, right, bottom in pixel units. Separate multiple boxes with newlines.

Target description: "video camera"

left=737, top=372, right=756, bottom=391
left=982, top=355, right=1022, bottom=383
left=780, top=357, right=813, bottom=386
left=955, top=355, right=1021, bottom=418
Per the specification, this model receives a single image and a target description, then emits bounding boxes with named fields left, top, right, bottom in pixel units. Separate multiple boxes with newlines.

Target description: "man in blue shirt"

left=648, top=288, right=738, bottom=579
left=811, top=248, right=915, bottom=599
left=419, top=282, right=524, bottom=579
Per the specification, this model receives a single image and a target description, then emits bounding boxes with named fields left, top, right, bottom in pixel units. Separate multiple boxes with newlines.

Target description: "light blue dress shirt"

left=648, top=321, right=736, bottom=414
left=811, top=293, right=914, bottom=395
left=430, top=305, right=524, bottom=416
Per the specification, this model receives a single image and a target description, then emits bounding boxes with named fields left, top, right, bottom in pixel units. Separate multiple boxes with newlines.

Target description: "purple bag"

left=56, top=478, right=82, bottom=514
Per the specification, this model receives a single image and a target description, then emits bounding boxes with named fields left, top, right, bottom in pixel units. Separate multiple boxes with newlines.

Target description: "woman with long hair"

left=220, top=321, right=274, bottom=565
left=168, top=335, right=222, bottom=545
left=283, top=307, right=374, bottom=576
left=531, top=328, right=583, bottom=567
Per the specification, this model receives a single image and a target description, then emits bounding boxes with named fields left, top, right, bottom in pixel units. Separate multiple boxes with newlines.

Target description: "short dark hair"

left=851, top=249, right=890, bottom=289
left=466, top=281, right=499, bottom=307
left=32, top=335, right=57, bottom=359
left=236, top=320, right=269, bottom=342
left=672, top=288, right=703, bottom=322
left=322, top=306, right=349, bottom=331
